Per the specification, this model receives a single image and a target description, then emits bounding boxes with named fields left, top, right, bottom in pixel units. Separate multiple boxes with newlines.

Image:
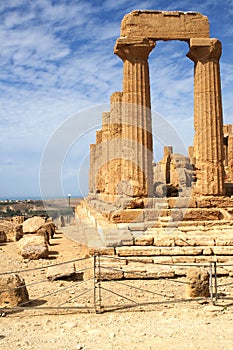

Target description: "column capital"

left=187, top=38, right=222, bottom=63
left=114, top=37, right=156, bottom=62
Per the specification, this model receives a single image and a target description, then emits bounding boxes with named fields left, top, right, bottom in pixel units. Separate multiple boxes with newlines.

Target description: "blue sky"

left=0, top=0, right=232, bottom=199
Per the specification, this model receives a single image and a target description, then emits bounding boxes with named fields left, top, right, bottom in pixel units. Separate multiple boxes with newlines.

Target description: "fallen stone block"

left=0, top=221, right=23, bottom=242
left=18, top=235, right=49, bottom=259
left=186, top=267, right=210, bottom=298
left=22, top=216, right=46, bottom=233
left=0, top=274, right=29, bottom=307
left=46, top=263, right=83, bottom=281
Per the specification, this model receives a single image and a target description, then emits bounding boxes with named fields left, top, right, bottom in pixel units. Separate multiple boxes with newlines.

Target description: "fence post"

left=214, top=262, right=218, bottom=303
left=209, top=262, right=214, bottom=304
left=93, top=253, right=102, bottom=313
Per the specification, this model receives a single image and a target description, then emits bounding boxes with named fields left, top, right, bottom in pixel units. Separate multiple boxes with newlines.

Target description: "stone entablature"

left=120, top=11, right=210, bottom=40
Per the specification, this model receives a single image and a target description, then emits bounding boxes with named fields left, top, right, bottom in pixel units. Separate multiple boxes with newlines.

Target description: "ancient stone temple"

left=75, top=11, right=233, bottom=277
left=89, top=10, right=225, bottom=202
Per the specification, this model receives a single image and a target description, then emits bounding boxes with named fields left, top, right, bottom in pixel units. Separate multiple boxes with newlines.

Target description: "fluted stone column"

left=228, top=134, right=233, bottom=182
left=187, top=38, right=225, bottom=196
left=114, top=37, right=155, bottom=197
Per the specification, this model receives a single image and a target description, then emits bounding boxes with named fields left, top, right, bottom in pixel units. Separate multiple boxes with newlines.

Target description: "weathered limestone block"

left=174, top=236, right=196, bottom=247
left=80, top=245, right=115, bottom=258
left=183, top=209, right=223, bottom=221
left=186, top=267, right=210, bottom=298
left=46, top=263, right=83, bottom=281
left=134, top=235, right=154, bottom=246
left=174, top=236, right=215, bottom=247
left=153, top=236, right=175, bottom=247
left=195, top=256, right=218, bottom=263
left=116, top=245, right=205, bottom=257
left=215, top=237, right=233, bottom=246
left=12, top=224, right=23, bottom=241
left=160, top=247, right=203, bottom=256
left=143, top=209, right=162, bottom=222
left=128, top=223, right=145, bottom=231
left=18, top=235, right=49, bottom=259
left=116, top=246, right=161, bottom=256
left=22, top=216, right=46, bottom=233
left=172, top=256, right=196, bottom=264
left=42, top=222, right=56, bottom=239
left=213, top=246, right=233, bottom=255
left=98, top=270, right=124, bottom=281
left=127, top=257, right=154, bottom=264
left=123, top=265, right=175, bottom=279
left=100, top=257, right=127, bottom=266
left=104, top=228, right=133, bottom=246
left=0, top=274, right=29, bottom=307
left=169, top=196, right=197, bottom=209
left=118, top=230, right=134, bottom=245
left=120, top=11, right=210, bottom=40
left=174, top=267, right=188, bottom=277
left=37, top=222, right=56, bottom=245
left=0, top=221, right=23, bottom=242
left=110, top=209, right=144, bottom=223
left=179, top=225, right=205, bottom=232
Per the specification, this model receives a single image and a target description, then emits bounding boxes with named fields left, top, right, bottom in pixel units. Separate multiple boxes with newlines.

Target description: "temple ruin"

left=89, top=10, right=227, bottom=203
left=75, top=11, right=233, bottom=276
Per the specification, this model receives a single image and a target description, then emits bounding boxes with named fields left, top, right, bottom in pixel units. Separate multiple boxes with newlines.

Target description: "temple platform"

left=74, top=196, right=233, bottom=279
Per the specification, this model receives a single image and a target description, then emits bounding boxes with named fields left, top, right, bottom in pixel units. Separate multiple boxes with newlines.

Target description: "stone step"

left=134, top=232, right=233, bottom=247
left=115, top=245, right=233, bottom=257
left=91, top=255, right=233, bottom=280
left=146, top=219, right=233, bottom=230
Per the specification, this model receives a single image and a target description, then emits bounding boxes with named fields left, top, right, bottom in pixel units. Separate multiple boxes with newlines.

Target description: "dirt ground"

left=1, top=229, right=233, bottom=350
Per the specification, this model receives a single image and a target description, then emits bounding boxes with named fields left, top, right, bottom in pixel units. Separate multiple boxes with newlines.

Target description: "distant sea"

left=0, top=195, right=83, bottom=201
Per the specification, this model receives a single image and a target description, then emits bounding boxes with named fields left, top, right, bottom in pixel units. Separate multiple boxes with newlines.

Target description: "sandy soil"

left=1, top=229, right=233, bottom=350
